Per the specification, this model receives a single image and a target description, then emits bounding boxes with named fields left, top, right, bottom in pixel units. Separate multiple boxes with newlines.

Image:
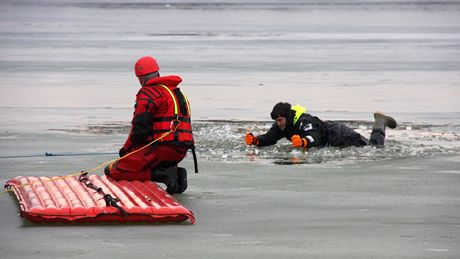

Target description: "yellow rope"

left=2, top=129, right=174, bottom=195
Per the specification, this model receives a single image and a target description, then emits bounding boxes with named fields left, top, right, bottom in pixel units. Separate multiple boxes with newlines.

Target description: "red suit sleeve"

left=122, top=89, right=163, bottom=151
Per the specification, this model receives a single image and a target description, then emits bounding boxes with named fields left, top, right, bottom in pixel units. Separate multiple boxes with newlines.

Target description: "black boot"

left=104, top=163, right=113, bottom=176
left=176, top=167, right=188, bottom=194
left=151, top=166, right=179, bottom=194
left=370, top=112, right=397, bottom=146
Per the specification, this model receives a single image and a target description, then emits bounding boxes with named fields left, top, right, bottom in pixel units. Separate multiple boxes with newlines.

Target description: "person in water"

left=245, top=102, right=397, bottom=149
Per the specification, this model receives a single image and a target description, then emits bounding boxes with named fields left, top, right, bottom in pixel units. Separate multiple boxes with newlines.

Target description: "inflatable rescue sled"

left=4, top=173, right=195, bottom=224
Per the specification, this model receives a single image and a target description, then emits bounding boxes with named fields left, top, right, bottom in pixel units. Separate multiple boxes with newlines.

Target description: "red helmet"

left=134, top=56, right=160, bottom=77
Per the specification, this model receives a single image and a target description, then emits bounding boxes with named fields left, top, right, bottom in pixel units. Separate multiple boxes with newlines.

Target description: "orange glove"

left=245, top=132, right=259, bottom=145
left=291, top=134, right=308, bottom=148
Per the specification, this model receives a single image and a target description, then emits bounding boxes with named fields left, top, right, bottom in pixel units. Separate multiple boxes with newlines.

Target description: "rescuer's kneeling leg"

left=104, top=162, right=152, bottom=181
left=103, top=149, right=152, bottom=181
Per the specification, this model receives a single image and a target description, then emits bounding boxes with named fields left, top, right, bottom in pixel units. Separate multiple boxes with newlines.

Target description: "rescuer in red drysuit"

left=105, top=56, right=197, bottom=194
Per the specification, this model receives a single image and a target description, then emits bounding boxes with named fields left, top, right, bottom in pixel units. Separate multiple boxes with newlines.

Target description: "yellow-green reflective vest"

left=292, top=105, right=307, bottom=125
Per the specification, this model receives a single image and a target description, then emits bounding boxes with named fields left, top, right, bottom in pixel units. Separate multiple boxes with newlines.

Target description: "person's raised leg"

left=369, top=112, right=397, bottom=146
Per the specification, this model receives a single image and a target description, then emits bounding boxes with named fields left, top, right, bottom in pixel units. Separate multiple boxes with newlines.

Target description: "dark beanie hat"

left=270, top=102, right=291, bottom=120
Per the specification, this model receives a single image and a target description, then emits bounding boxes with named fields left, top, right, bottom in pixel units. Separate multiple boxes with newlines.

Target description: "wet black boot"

left=151, top=166, right=179, bottom=194
left=176, top=167, right=188, bottom=194
left=370, top=112, right=397, bottom=146
left=104, top=163, right=113, bottom=176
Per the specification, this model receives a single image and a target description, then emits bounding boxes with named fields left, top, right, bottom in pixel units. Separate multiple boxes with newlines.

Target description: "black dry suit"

left=256, top=105, right=381, bottom=148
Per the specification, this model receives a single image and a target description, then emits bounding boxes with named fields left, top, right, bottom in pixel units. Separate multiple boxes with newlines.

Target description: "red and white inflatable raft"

left=5, top=173, right=195, bottom=224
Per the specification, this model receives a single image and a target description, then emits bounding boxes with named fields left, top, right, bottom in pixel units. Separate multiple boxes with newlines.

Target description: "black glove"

left=119, top=147, right=127, bottom=157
